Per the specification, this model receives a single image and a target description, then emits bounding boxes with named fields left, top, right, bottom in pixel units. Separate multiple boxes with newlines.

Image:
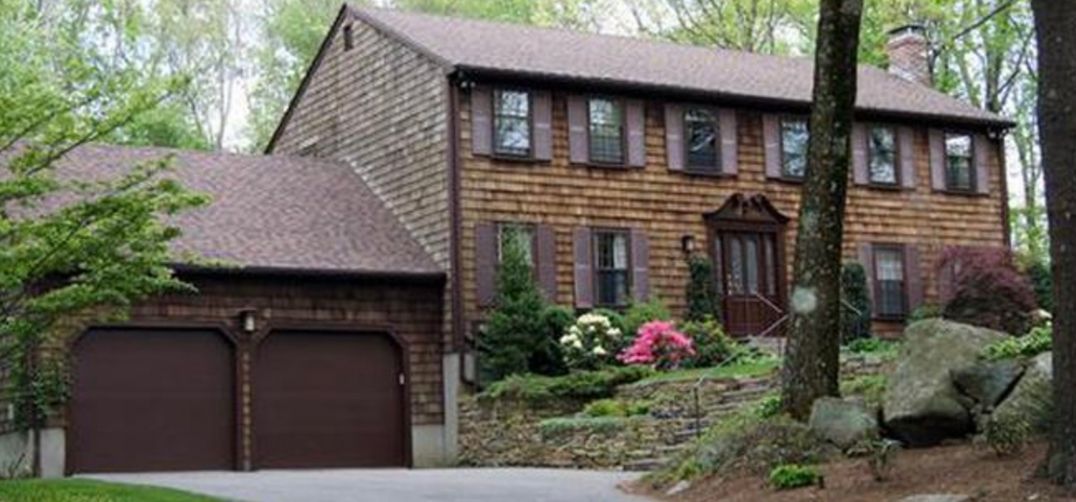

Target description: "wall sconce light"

left=681, top=234, right=697, bottom=255
left=239, top=309, right=257, bottom=333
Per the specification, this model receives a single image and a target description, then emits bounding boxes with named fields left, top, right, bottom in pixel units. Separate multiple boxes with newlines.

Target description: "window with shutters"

left=593, top=230, right=631, bottom=306
left=588, top=98, right=624, bottom=164
left=873, top=246, right=906, bottom=318
left=868, top=125, right=899, bottom=185
left=944, top=133, right=975, bottom=192
left=685, top=108, right=719, bottom=172
left=493, top=90, right=532, bottom=157
left=497, top=223, right=535, bottom=267
left=780, top=118, right=809, bottom=179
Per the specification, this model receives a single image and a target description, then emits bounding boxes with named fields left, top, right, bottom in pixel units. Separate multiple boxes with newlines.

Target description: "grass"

left=0, top=479, right=221, bottom=502
left=634, top=357, right=780, bottom=384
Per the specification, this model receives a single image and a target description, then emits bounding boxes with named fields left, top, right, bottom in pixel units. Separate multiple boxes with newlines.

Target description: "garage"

left=253, top=330, right=407, bottom=469
left=69, top=328, right=236, bottom=473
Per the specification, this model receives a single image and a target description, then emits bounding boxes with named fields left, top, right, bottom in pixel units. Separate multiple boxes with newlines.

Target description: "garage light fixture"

left=239, top=309, right=257, bottom=333
left=681, top=234, right=697, bottom=255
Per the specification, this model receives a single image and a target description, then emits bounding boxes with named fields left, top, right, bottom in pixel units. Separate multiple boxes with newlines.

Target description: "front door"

left=713, top=231, right=783, bottom=336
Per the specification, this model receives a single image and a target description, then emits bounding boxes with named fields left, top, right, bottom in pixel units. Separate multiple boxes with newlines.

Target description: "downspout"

left=446, top=73, right=465, bottom=353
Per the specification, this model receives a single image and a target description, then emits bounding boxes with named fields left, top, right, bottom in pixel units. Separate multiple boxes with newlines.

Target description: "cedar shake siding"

left=458, top=91, right=1006, bottom=336
left=268, top=12, right=453, bottom=344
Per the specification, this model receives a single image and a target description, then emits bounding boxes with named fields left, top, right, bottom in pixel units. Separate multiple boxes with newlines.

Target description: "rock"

left=883, top=319, right=1008, bottom=446
left=808, top=397, right=878, bottom=449
left=898, top=495, right=971, bottom=502
left=992, top=352, right=1053, bottom=433
left=951, top=359, right=1025, bottom=409
left=665, top=480, right=691, bottom=496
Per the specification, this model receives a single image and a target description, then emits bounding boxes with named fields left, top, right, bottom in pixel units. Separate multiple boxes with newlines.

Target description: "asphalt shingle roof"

left=352, top=7, right=1009, bottom=127
left=45, top=144, right=441, bottom=276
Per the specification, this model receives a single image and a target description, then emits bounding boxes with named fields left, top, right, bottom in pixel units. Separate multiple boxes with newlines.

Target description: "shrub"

left=983, top=415, right=1030, bottom=457
left=560, top=312, right=623, bottom=370
left=938, top=246, right=1038, bottom=335
left=582, top=398, right=651, bottom=418
left=840, top=375, right=887, bottom=408
left=754, top=394, right=782, bottom=419
left=619, top=321, right=695, bottom=370
left=539, top=416, right=629, bottom=437
left=1024, top=259, right=1053, bottom=313
left=844, top=337, right=897, bottom=355
left=841, top=262, right=872, bottom=343
left=681, top=317, right=736, bottom=368
left=685, top=255, right=721, bottom=322
left=769, top=464, right=821, bottom=490
left=623, top=298, right=672, bottom=343
left=480, top=366, right=654, bottom=406
left=478, top=235, right=551, bottom=383
left=534, top=305, right=575, bottom=376
left=982, top=323, right=1052, bottom=361
left=908, top=303, right=942, bottom=322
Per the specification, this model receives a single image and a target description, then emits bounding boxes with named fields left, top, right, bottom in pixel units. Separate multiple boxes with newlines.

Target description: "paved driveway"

left=87, top=468, right=650, bottom=502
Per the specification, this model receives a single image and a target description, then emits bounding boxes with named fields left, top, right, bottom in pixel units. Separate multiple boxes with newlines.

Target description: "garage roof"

left=48, top=145, right=442, bottom=277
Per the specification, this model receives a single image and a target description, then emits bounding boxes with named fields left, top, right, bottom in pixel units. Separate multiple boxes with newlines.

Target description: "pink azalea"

left=619, top=320, right=695, bottom=369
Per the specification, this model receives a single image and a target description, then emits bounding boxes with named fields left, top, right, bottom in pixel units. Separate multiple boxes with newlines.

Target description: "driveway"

left=86, top=468, right=650, bottom=502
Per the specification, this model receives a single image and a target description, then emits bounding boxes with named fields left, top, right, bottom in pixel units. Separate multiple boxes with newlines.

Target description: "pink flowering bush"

left=618, top=321, right=695, bottom=370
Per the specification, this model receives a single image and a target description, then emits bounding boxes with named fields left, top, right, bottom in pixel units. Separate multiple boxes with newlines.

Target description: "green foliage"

left=536, top=305, right=574, bottom=375
left=847, top=438, right=901, bottom=482
left=623, top=298, right=672, bottom=339
left=480, top=366, right=654, bottom=406
left=754, top=394, right=783, bottom=419
left=637, top=355, right=780, bottom=384
left=844, top=338, right=898, bottom=356
left=684, top=255, right=721, bottom=323
left=0, top=479, right=219, bottom=501
left=908, top=303, right=943, bottom=322
left=680, top=317, right=735, bottom=368
left=538, top=416, right=630, bottom=438
left=840, top=262, right=872, bottom=343
left=769, top=464, right=821, bottom=490
left=478, top=233, right=554, bottom=383
left=581, top=398, right=651, bottom=418
left=392, top=0, right=603, bottom=30
left=840, top=375, right=887, bottom=409
left=1024, top=259, right=1053, bottom=313
left=559, top=312, right=623, bottom=371
left=983, top=416, right=1031, bottom=457
left=982, top=323, right=1052, bottom=361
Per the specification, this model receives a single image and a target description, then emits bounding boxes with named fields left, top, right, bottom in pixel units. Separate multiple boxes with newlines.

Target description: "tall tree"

left=1031, top=0, right=1076, bottom=488
left=628, top=0, right=814, bottom=54
left=779, top=0, right=864, bottom=420
left=393, top=0, right=605, bottom=31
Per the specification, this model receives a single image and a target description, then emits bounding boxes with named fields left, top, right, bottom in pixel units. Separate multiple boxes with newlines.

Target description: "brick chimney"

left=886, top=24, right=932, bottom=87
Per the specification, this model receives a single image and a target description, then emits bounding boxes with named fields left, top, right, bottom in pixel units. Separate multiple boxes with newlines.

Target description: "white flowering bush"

left=560, top=313, right=623, bottom=370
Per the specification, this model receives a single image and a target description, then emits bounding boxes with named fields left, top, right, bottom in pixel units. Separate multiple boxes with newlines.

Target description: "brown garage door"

left=70, top=328, right=235, bottom=473
left=253, top=330, right=406, bottom=469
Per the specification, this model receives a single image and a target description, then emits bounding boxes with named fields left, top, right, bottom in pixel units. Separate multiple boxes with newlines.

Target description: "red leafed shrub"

left=618, top=321, right=695, bottom=370
left=937, top=246, right=1038, bottom=335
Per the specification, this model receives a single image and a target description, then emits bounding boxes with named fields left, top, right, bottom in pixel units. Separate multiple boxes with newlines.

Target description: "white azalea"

left=592, top=346, right=607, bottom=356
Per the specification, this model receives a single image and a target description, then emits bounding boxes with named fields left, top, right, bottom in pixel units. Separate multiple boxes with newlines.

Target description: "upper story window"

left=588, top=98, right=624, bottom=164
left=780, top=118, right=809, bottom=179
left=493, top=90, right=532, bottom=157
left=945, top=133, right=974, bottom=191
left=594, top=230, right=630, bottom=306
left=685, top=108, right=719, bottom=172
left=868, top=125, right=898, bottom=185
left=873, top=246, right=906, bottom=318
left=497, top=223, right=535, bottom=267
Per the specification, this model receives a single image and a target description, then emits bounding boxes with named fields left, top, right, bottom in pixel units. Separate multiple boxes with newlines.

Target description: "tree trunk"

left=1032, top=0, right=1076, bottom=488
left=779, top=0, right=864, bottom=420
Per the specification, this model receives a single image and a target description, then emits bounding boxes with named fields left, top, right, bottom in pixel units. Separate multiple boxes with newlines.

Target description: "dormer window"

left=493, top=90, right=532, bottom=157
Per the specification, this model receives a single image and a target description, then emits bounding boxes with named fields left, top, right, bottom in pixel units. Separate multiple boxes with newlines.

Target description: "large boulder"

left=951, top=359, right=1025, bottom=409
left=991, top=351, right=1053, bottom=433
left=883, top=319, right=1007, bottom=446
left=809, top=397, right=878, bottom=450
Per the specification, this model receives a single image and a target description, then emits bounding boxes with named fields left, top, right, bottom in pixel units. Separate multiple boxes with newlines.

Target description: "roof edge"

left=173, top=263, right=446, bottom=282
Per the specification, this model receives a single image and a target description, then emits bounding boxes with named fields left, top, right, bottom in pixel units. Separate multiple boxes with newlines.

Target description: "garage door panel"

left=254, top=331, right=405, bottom=469
left=70, top=328, right=235, bottom=473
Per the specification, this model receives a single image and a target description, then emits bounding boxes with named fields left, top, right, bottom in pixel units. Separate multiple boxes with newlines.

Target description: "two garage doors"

left=68, top=327, right=407, bottom=473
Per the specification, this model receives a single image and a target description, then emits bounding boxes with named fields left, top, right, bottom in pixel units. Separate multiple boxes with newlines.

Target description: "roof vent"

left=886, top=24, right=932, bottom=87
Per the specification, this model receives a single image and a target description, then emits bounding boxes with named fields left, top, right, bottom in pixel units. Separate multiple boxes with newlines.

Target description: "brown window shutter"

left=626, top=100, right=646, bottom=167
left=475, top=222, right=497, bottom=307
left=858, top=243, right=875, bottom=308
left=763, top=114, right=782, bottom=178
left=974, top=134, right=991, bottom=194
left=852, top=122, right=869, bottom=185
left=929, top=129, right=946, bottom=191
left=471, top=87, right=493, bottom=156
left=573, top=227, right=593, bottom=308
left=536, top=224, right=557, bottom=301
left=904, top=244, right=924, bottom=313
left=567, top=95, right=589, bottom=164
left=719, top=108, right=738, bottom=175
left=898, top=126, right=917, bottom=189
left=664, top=104, right=684, bottom=171
left=630, top=228, right=650, bottom=302
left=533, top=91, right=553, bottom=161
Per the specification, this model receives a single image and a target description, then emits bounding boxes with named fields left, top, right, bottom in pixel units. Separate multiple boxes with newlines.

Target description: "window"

left=493, top=90, right=531, bottom=157
left=780, top=118, right=809, bottom=179
left=868, top=125, right=898, bottom=185
left=588, top=98, right=624, bottom=164
left=874, top=247, right=906, bottom=318
left=497, top=223, right=535, bottom=266
left=594, top=230, right=630, bottom=306
left=685, top=108, right=719, bottom=172
left=945, top=133, right=974, bottom=191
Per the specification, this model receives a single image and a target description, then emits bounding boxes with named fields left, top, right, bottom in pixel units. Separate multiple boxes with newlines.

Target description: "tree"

left=628, top=0, right=814, bottom=54
left=393, top=0, right=605, bottom=31
left=1, top=1, right=206, bottom=457
left=779, top=0, right=864, bottom=420
left=1030, top=0, right=1076, bottom=487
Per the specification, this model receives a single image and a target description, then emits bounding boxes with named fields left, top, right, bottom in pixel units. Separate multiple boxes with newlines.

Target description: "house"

left=1, top=4, right=1012, bottom=477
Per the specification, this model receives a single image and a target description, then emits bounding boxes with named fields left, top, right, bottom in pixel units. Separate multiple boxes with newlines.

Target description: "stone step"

left=622, top=457, right=669, bottom=471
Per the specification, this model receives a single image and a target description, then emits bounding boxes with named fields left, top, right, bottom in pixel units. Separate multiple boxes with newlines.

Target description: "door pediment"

left=704, top=193, right=789, bottom=226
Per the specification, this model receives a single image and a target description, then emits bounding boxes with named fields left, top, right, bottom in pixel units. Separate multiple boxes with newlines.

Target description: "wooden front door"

left=713, top=231, right=784, bottom=337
